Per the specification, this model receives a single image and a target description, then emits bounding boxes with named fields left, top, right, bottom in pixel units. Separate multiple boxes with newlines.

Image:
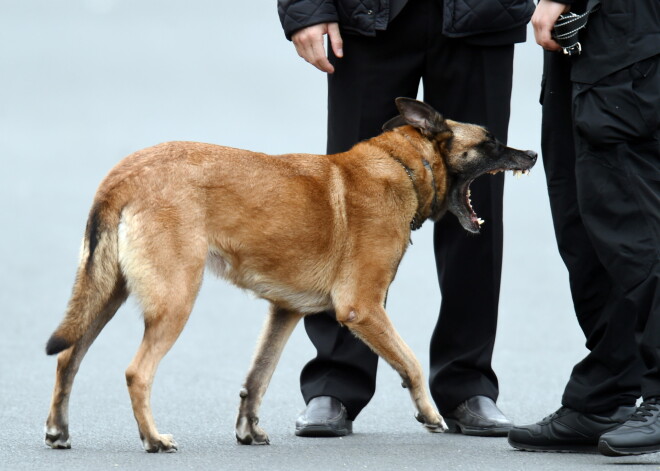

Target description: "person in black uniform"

left=508, top=0, right=660, bottom=457
left=277, top=0, right=534, bottom=437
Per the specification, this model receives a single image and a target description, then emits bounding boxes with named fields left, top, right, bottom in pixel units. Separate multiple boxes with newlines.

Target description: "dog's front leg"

left=235, top=305, right=303, bottom=445
left=336, top=303, right=447, bottom=433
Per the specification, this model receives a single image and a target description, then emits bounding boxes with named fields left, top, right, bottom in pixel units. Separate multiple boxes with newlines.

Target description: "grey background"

left=0, top=1, right=655, bottom=469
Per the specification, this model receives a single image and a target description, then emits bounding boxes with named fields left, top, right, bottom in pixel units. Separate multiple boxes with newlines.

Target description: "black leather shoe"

left=599, top=399, right=660, bottom=456
left=508, top=405, right=636, bottom=452
left=295, top=396, right=353, bottom=437
left=444, top=396, right=512, bottom=437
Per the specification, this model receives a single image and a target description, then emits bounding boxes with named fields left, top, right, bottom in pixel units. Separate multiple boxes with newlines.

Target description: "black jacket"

left=567, top=0, right=660, bottom=83
left=278, top=0, right=534, bottom=45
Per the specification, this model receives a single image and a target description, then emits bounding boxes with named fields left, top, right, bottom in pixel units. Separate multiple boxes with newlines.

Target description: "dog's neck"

left=389, top=130, right=443, bottom=231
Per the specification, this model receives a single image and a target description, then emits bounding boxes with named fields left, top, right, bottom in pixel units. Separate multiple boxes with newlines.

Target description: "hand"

left=531, top=0, right=570, bottom=51
left=292, top=22, right=343, bottom=74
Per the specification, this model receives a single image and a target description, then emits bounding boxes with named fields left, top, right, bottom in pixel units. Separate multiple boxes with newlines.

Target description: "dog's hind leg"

left=124, top=294, right=200, bottom=452
left=336, top=302, right=447, bottom=433
left=235, top=305, right=303, bottom=445
left=124, top=271, right=202, bottom=453
left=120, top=219, right=206, bottom=453
left=45, top=281, right=128, bottom=449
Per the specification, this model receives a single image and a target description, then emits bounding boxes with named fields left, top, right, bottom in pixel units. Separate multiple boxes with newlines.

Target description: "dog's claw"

left=424, top=420, right=448, bottom=433
left=415, top=413, right=447, bottom=433
left=235, top=415, right=270, bottom=445
left=143, top=434, right=178, bottom=453
left=235, top=432, right=270, bottom=446
left=45, top=434, right=71, bottom=449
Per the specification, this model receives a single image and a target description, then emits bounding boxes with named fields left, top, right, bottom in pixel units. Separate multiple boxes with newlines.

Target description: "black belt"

left=552, top=0, right=601, bottom=57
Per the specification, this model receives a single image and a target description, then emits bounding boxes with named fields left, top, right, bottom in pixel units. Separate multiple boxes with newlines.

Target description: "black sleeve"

left=277, top=0, right=339, bottom=40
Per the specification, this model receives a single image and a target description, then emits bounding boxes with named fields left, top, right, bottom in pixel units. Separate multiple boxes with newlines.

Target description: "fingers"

left=292, top=23, right=338, bottom=74
left=531, top=0, right=568, bottom=51
left=327, top=23, right=343, bottom=58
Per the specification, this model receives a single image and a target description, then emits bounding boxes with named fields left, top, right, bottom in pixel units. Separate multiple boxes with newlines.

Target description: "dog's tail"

left=45, top=200, right=125, bottom=355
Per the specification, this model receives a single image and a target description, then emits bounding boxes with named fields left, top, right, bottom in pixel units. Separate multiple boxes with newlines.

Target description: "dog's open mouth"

left=450, top=151, right=536, bottom=234
left=465, top=169, right=530, bottom=226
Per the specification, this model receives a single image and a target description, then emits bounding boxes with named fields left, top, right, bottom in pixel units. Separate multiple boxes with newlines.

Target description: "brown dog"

left=44, top=98, right=536, bottom=452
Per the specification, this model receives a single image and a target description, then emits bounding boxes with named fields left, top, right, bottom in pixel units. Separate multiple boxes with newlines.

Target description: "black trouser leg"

left=301, top=0, right=513, bottom=418
left=424, top=38, right=513, bottom=414
left=300, top=1, right=426, bottom=420
left=572, top=56, right=660, bottom=401
left=542, top=51, right=646, bottom=412
left=574, top=138, right=659, bottom=403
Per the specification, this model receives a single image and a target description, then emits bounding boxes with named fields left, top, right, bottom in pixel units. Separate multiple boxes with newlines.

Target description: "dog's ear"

left=394, top=97, right=452, bottom=139
left=382, top=115, right=408, bottom=131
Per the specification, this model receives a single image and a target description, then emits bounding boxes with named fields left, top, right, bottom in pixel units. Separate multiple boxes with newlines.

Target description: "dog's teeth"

left=513, top=170, right=522, bottom=178
left=523, top=169, right=530, bottom=175
left=477, top=218, right=485, bottom=226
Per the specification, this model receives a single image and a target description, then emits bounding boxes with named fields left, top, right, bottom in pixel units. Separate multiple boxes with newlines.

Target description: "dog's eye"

left=483, top=139, right=500, bottom=153
left=462, top=152, right=468, bottom=158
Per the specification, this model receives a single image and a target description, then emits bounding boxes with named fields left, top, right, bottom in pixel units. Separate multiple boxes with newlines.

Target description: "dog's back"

left=46, top=139, right=417, bottom=356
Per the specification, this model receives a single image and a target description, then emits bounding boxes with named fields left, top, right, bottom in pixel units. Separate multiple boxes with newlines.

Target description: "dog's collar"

left=389, top=156, right=426, bottom=231
left=421, top=158, right=441, bottom=219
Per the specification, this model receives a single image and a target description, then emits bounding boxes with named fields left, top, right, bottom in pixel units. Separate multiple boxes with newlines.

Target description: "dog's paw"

left=45, top=426, right=71, bottom=449
left=425, top=417, right=448, bottom=433
left=235, top=416, right=270, bottom=445
left=415, top=413, right=448, bottom=433
left=143, top=434, right=178, bottom=453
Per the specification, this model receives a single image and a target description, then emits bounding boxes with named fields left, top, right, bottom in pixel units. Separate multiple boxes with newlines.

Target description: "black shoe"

left=444, top=396, right=512, bottom=437
left=295, top=396, right=353, bottom=437
left=508, top=405, right=636, bottom=453
left=599, top=399, right=660, bottom=456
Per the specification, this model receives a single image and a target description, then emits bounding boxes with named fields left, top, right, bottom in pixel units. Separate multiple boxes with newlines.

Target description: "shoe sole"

left=598, top=440, right=660, bottom=457
left=508, top=437, right=599, bottom=453
left=295, top=422, right=353, bottom=438
left=445, top=418, right=511, bottom=437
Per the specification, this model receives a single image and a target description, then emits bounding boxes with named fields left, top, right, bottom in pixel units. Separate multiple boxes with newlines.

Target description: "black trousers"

left=541, top=51, right=660, bottom=413
left=299, top=0, right=515, bottom=419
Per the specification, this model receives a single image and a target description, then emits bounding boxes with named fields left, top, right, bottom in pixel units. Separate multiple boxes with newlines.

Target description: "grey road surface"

left=1, top=1, right=657, bottom=470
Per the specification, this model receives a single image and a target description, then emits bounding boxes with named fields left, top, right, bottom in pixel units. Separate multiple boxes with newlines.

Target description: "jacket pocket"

left=602, top=12, right=631, bottom=39
left=573, top=58, right=659, bottom=147
left=631, top=54, right=660, bottom=138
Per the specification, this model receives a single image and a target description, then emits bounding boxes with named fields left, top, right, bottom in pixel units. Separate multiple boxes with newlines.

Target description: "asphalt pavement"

left=2, top=1, right=659, bottom=470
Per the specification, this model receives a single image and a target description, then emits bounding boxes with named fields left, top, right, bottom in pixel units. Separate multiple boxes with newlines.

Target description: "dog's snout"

left=525, top=150, right=538, bottom=162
